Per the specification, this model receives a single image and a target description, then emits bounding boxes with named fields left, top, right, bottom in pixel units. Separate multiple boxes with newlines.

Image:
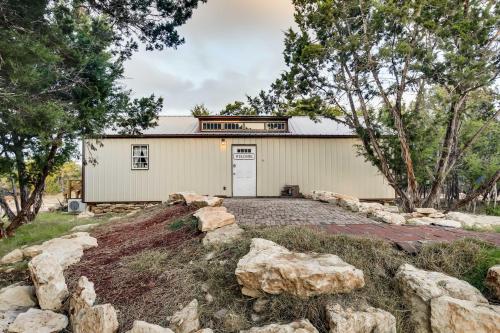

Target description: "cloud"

left=122, top=0, right=295, bottom=114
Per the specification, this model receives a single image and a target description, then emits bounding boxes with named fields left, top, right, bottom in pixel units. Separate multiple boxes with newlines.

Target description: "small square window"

left=132, top=145, right=149, bottom=170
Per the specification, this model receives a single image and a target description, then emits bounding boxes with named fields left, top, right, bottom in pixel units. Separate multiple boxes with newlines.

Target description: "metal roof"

left=105, top=116, right=356, bottom=137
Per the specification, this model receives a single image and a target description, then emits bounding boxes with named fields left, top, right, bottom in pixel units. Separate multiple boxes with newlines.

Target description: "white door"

left=232, top=146, right=257, bottom=196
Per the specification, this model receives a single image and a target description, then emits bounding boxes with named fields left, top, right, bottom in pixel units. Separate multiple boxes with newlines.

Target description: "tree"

left=220, top=100, right=257, bottom=116
left=0, top=0, right=204, bottom=235
left=190, top=104, right=211, bottom=116
left=265, top=0, right=499, bottom=211
left=45, top=161, right=81, bottom=194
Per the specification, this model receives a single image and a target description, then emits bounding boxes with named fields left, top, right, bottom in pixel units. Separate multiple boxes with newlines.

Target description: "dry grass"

left=191, top=227, right=499, bottom=333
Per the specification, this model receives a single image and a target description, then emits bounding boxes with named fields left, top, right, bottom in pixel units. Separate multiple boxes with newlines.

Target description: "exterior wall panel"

left=84, top=137, right=395, bottom=202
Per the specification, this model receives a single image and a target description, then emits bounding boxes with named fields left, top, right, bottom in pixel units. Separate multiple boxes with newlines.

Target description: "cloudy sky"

left=122, top=0, right=295, bottom=115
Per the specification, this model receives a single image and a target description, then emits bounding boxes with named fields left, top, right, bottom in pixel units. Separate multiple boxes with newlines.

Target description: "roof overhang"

left=195, top=115, right=291, bottom=121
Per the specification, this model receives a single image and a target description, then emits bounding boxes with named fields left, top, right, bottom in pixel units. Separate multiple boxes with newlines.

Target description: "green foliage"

left=252, top=0, right=500, bottom=209
left=485, top=206, right=500, bottom=217
left=190, top=104, right=211, bottom=116
left=169, top=216, right=198, bottom=231
left=44, top=161, right=81, bottom=194
left=220, top=100, right=257, bottom=116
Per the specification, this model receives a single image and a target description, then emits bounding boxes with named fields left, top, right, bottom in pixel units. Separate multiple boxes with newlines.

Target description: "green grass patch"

left=0, top=212, right=107, bottom=257
left=169, top=215, right=198, bottom=231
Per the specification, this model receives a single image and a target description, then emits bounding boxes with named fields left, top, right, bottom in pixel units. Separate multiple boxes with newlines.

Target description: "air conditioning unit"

left=68, top=199, right=86, bottom=214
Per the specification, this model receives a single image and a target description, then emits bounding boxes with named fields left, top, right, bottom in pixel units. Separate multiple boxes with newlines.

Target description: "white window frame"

left=131, top=144, right=149, bottom=170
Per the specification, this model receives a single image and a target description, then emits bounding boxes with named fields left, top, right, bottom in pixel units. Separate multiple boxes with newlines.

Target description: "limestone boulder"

left=235, top=238, right=365, bottom=298
left=368, top=211, right=405, bottom=225
left=202, top=224, right=244, bottom=246
left=0, top=283, right=36, bottom=311
left=406, top=217, right=433, bottom=226
left=486, top=265, right=500, bottom=299
left=0, top=310, right=22, bottom=332
left=415, top=208, right=437, bottom=215
left=430, top=296, right=500, bottom=333
left=69, top=276, right=96, bottom=329
left=60, top=232, right=98, bottom=250
left=325, top=304, right=396, bottom=333
left=23, top=233, right=97, bottom=269
left=357, top=202, right=384, bottom=214
left=169, top=299, right=200, bottom=333
left=430, top=219, right=462, bottom=228
left=169, top=192, right=223, bottom=208
left=338, top=199, right=360, bottom=212
left=72, top=303, right=119, bottom=333
left=194, top=207, right=235, bottom=232
left=396, top=264, right=487, bottom=333
left=241, top=319, right=318, bottom=333
left=126, top=320, right=175, bottom=333
left=0, top=249, right=23, bottom=265
left=28, top=252, right=68, bottom=311
left=8, top=308, right=68, bottom=333
left=71, top=224, right=98, bottom=232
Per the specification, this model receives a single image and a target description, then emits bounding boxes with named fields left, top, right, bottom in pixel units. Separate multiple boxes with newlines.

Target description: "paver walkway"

left=225, top=198, right=376, bottom=226
left=225, top=198, right=500, bottom=246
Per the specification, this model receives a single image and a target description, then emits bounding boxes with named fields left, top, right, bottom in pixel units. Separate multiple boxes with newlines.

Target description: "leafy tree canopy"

left=255, top=0, right=499, bottom=211
left=0, top=0, right=203, bottom=234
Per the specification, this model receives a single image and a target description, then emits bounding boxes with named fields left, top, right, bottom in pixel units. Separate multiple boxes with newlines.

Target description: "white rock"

left=486, top=265, right=500, bottom=299
left=0, top=283, right=36, bottom=311
left=383, top=206, right=400, bottom=213
left=241, top=319, right=319, bottom=333
left=368, top=211, right=405, bottom=225
left=406, top=217, right=434, bottom=226
left=431, top=219, right=462, bottom=228
left=169, top=192, right=223, bottom=208
left=70, top=276, right=96, bottom=330
left=0, top=310, right=22, bottom=332
left=61, top=232, right=98, bottom=250
left=253, top=298, right=269, bottom=313
left=126, top=320, right=175, bottom=333
left=77, top=211, right=95, bottom=219
left=28, top=253, right=68, bottom=311
left=415, top=208, right=437, bottom=215
left=8, top=308, right=68, bottom=333
left=0, top=249, right=23, bottom=265
left=72, top=303, right=119, bottom=333
left=235, top=238, right=364, bottom=298
left=71, top=224, right=98, bottom=232
left=22, top=244, right=44, bottom=258
left=430, top=296, right=500, bottom=333
left=169, top=299, right=200, bottom=333
left=396, top=264, right=487, bottom=333
left=194, top=207, right=235, bottom=232
left=339, top=199, right=360, bottom=212
left=23, top=233, right=97, bottom=269
left=326, top=303, right=396, bottom=333
left=202, top=224, right=244, bottom=246
left=357, top=202, right=384, bottom=214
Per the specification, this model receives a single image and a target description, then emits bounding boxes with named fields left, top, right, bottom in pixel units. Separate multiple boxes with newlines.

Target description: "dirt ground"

left=65, top=204, right=203, bottom=330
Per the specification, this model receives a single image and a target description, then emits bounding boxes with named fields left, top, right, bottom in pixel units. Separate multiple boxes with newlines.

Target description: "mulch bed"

left=65, top=204, right=202, bottom=329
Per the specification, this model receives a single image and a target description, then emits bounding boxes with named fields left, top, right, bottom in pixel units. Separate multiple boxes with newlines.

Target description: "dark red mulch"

left=65, top=204, right=201, bottom=305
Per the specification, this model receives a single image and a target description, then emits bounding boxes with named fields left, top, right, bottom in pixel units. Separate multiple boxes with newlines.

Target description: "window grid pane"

left=132, top=145, right=149, bottom=169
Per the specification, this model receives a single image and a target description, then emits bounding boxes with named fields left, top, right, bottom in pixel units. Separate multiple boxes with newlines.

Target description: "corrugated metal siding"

left=84, top=138, right=395, bottom=202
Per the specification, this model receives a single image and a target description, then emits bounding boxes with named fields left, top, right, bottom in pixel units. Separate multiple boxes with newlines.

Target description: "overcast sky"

left=122, top=0, right=295, bottom=115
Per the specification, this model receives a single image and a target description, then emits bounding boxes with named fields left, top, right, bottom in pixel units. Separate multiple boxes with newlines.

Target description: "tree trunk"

left=446, top=170, right=500, bottom=212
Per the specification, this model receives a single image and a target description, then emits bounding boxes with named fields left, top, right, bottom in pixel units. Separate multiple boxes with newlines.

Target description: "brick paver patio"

left=225, top=198, right=377, bottom=226
left=225, top=198, right=500, bottom=246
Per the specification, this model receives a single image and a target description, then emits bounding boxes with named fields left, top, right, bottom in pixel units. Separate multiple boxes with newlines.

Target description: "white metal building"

left=83, top=116, right=395, bottom=203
